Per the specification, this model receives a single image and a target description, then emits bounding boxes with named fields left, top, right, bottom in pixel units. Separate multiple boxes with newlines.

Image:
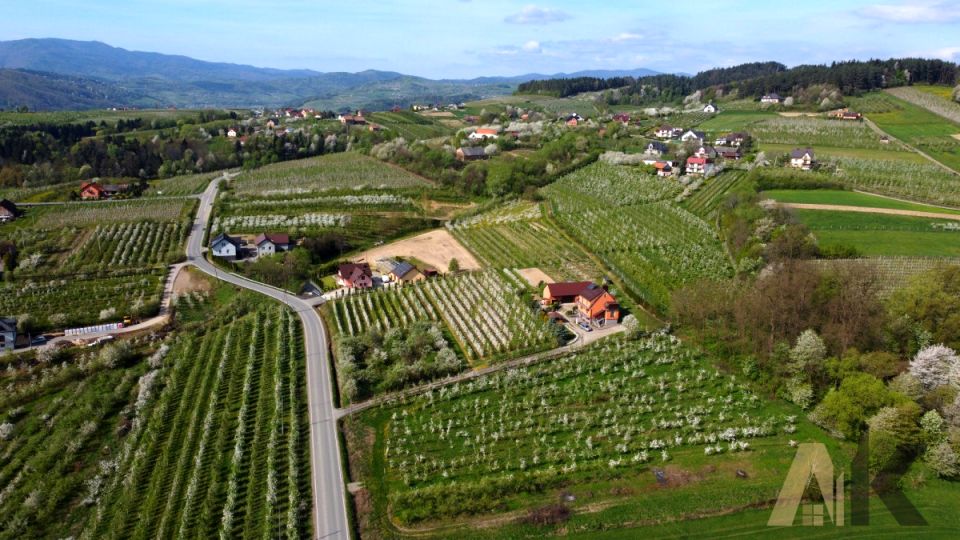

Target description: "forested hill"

left=516, top=58, right=959, bottom=101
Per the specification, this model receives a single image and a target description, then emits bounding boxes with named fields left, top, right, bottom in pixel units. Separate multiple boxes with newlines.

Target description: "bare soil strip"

left=776, top=202, right=960, bottom=221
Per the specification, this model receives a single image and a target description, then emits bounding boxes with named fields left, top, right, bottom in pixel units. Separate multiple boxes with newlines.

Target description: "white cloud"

left=863, top=1, right=960, bottom=23
left=934, top=46, right=960, bottom=60
left=612, top=32, right=643, bottom=42
left=504, top=5, right=571, bottom=25
left=522, top=40, right=541, bottom=52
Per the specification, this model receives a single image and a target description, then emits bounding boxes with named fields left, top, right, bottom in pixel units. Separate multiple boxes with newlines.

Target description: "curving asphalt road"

left=186, top=173, right=349, bottom=540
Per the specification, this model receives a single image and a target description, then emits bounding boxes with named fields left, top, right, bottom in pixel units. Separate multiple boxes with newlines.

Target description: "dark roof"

left=0, top=317, right=16, bottom=332
left=763, top=93, right=782, bottom=99
left=255, top=233, right=290, bottom=246
left=578, top=283, right=607, bottom=302
left=544, top=281, right=592, bottom=298
left=211, top=233, right=241, bottom=248
left=684, top=130, right=706, bottom=139
left=647, top=141, right=669, bottom=153
left=391, top=261, right=416, bottom=278
left=0, top=199, right=17, bottom=215
left=102, top=184, right=128, bottom=192
left=458, top=147, right=486, bottom=157
left=338, top=262, right=371, bottom=279
left=790, top=148, right=815, bottom=159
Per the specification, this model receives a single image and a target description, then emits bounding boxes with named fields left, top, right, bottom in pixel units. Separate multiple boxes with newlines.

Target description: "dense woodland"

left=518, top=58, right=959, bottom=104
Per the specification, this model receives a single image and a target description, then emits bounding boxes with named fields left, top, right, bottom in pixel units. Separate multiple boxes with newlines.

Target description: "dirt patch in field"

left=353, top=229, right=481, bottom=273
left=516, top=268, right=554, bottom=287
left=421, top=111, right=455, bottom=118
left=173, top=266, right=212, bottom=295
left=778, top=112, right=821, bottom=117
left=952, top=134, right=960, bottom=141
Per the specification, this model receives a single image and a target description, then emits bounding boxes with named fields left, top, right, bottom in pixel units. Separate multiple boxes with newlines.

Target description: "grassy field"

left=758, top=142, right=927, bottom=163
left=863, top=92, right=960, bottom=173
left=343, top=334, right=848, bottom=539
left=696, top=110, right=777, bottom=132
left=229, top=152, right=434, bottom=196
left=763, top=189, right=960, bottom=215
left=367, top=111, right=456, bottom=139
left=790, top=208, right=960, bottom=257
left=683, top=170, right=752, bottom=220
left=145, top=172, right=217, bottom=196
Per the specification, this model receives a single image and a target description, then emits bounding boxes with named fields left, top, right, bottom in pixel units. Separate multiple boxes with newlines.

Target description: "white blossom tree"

left=909, top=344, right=960, bottom=390
left=790, top=329, right=826, bottom=374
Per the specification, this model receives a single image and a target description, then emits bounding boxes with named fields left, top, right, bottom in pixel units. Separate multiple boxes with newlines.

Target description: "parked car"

left=578, top=322, right=593, bottom=332
left=30, top=336, right=47, bottom=346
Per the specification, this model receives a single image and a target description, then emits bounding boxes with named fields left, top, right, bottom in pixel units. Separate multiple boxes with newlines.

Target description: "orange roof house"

left=80, top=182, right=106, bottom=199
left=575, top=284, right=620, bottom=322
left=543, top=281, right=593, bottom=305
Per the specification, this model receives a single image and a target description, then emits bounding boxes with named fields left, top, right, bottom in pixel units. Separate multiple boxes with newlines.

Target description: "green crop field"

left=683, top=170, right=751, bottom=220
left=758, top=142, right=927, bottom=163
left=343, top=334, right=846, bottom=538
left=862, top=92, right=960, bottom=173
left=763, top=189, right=960, bottom=215
left=810, top=257, right=960, bottom=297
left=367, top=111, right=455, bottom=139
left=145, top=172, right=217, bottom=196
left=229, top=152, right=433, bottom=196
left=696, top=110, right=777, bottom=132
left=790, top=208, right=960, bottom=257
left=749, top=116, right=907, bottom=151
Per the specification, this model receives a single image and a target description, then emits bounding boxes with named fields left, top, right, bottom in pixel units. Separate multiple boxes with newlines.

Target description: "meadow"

left=145, top=172, right=217, bottom=196
left=229, top=152, right=433, bottom=195
left=367, top=111, right=455, bottom=140
left=344, top=334, right=844, bottom=537
left=682, top=170, right=751, bottom=220
left=861, top=92, right=960, bottom=173
left=791, top=208, right=960, bottom=257
left=763, top=189, right=960, bottom=215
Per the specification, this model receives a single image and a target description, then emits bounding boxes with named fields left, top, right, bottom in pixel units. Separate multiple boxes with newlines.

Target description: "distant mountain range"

left=0, top=38, right=659, bottom=111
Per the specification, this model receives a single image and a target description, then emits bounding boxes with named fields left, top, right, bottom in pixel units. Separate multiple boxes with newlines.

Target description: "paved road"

left=186, top=173, right=349, bottom=540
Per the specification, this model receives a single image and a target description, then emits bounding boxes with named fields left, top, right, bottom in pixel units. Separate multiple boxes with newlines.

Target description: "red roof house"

left=80, top=182, right=106, bottom=200
left=336, top=263, right=373, bottom=289
left=543, top=281, right=593, bottom=305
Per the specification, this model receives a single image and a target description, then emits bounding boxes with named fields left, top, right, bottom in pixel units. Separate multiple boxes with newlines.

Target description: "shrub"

left=924, top=442, right=959, bottom=478
left=909, top=344, right=960, bottom=390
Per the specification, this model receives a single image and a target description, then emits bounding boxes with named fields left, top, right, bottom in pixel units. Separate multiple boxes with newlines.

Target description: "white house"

left=254, top=233, right=292, bottom=257
left=702, top=103, right=718, bottom=113
left=469, top=127, right=500, bottom=141
left=790, top=148, right=815, bottom=170
left=211, top=233, right=241, bottom=259
left=655, top=125, right=681, bottom=139
left=0, top=317, right=15, bottom=352
left=645, top=141, right=670, bottom=156
left=681, top=130, right=706, bottom=143
left=227, top=128, right=238, bottom=138
left=761, top=93, right=782, bottom=104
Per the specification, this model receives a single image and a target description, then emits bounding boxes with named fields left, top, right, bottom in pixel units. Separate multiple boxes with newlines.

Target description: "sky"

left=4, top=0, right=960, bottom=78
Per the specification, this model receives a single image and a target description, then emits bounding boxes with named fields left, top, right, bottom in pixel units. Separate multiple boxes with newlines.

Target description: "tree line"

left=517, top=58, right=959, bottom=103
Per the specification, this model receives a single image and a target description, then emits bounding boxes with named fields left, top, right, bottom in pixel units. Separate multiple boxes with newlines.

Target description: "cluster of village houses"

left=210, top=232, right=294, bottom=261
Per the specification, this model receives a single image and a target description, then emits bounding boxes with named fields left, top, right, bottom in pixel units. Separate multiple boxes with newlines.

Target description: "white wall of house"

left=212, top=241, right=237, bottom=258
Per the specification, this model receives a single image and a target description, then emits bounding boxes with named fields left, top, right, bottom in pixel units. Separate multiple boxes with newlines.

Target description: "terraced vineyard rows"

left=683, top=170, right=750, bottom=219
left=329, top=269, right=554, bottom=360
left=83, top=305, right=310, bottom=539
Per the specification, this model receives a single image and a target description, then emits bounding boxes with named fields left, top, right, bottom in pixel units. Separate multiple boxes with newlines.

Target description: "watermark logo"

left=768, top=434, right=927, bottom=527
left=768, top=443, right=844, bottom=526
